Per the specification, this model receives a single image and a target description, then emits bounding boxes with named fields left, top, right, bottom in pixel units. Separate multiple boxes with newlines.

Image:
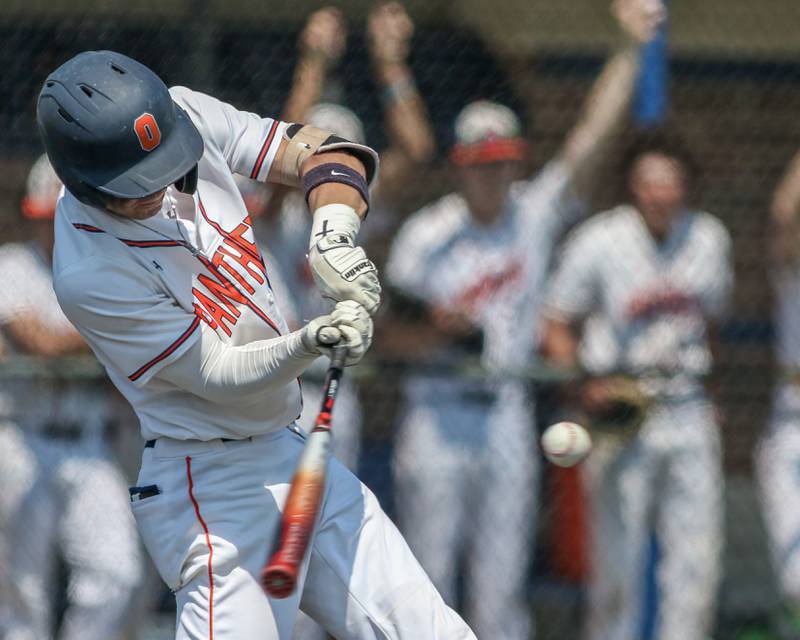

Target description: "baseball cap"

left=449, top=100, right=528, bottom=166
left=21, top=154, right=63, bottom=219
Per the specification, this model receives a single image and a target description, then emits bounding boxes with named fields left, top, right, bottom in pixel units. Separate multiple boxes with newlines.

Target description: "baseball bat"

left=261, top=344, right=347, bottom=598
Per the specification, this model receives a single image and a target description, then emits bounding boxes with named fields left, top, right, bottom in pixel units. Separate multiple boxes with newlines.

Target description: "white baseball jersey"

left=545, top=204, right=733, bottom=384
left=386, top=161, right=581, bottom=394
left=53, top=86, right=298, bottom=442
left=0, top=242, right=111, bottom=434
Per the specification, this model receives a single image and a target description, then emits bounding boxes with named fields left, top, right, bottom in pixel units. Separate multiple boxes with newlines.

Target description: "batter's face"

left=105, top=188, right=168, bottom=219
left=458, top=161, right=519, bottom=225
left=629, top=152, right=687, bottom=240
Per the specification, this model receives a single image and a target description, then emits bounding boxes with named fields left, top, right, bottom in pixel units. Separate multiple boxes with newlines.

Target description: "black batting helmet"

left=36, top=50, right=203, bottom=208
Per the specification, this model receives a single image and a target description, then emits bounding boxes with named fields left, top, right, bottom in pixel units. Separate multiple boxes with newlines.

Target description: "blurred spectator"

left=540, top=129, right=733, bottom=640
left=245, top=2, right=434, bottom=472
left=754, top=148, right=800, bottom=633
left=0, top=155, right=143, bottom=639
left=383, top=1, right=664, bottom=637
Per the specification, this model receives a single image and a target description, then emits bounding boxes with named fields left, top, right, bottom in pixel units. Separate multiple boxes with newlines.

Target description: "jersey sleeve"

left=698, top=221, right=734, bottom=319
left=543, top=223, right=601, bottom=320
left=514, top=160, right=585, bottom=245
left=54, top=257, right=201, bottom=387
left=170, top=86, right=287, bottom=183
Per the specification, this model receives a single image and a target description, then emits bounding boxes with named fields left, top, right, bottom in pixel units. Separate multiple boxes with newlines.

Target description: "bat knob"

left=262, top=564, right=297, bottom=599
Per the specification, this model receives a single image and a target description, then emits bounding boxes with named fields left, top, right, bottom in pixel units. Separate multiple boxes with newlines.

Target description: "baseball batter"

left=0, top=155, right=142, bottom=639
left=540, top=130, right=733, bottom=640
left=384, top=3, right=664, bottom=637
left=755, top=148, right=800, bottom=617
left=39, top=50, right=473, bottom=639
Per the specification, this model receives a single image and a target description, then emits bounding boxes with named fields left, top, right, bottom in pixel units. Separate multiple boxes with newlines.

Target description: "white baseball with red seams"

left=540, top=421, right=592, bottom=467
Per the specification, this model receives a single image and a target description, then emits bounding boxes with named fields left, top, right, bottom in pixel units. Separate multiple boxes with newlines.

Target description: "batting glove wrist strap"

left=308, top=204, right=361, bottom=250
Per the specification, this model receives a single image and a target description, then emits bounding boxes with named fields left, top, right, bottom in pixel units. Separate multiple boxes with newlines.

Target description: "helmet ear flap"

left=175, top=165, right=198, bottom=195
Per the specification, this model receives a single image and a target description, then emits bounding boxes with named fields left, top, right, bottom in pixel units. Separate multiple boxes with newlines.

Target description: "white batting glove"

left=300, top=300, right=373, bottom=366
left=307, top=204, right=381, bottom=316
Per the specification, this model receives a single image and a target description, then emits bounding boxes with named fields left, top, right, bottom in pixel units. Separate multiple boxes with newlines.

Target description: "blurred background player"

left=754, top=147, right=800, bottom=632
left=540, top=129, right=733, bottom=640
left=241, top=2, right=434, bottom=472
left=383, top=1, right=664, bottom=636
left=0, top=155, right=143, bottom=639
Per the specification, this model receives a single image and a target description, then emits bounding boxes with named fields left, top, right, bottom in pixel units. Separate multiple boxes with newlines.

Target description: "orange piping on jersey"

left=250, top=120, right=280, bottom=180
left=72, top=223, right=105, bottom=233
left=128, top=316, right=201, bottom=381
left=123, top=239, right=184, bottom=248
left=186, top=456, right=215, bottom=640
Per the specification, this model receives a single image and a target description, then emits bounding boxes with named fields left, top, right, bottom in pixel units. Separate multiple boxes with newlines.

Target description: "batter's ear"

left=271, top=124, right=379, bottom=188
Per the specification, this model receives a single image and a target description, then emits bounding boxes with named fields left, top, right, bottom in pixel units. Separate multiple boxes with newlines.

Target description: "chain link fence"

left=1, top=1, right=800, bottom=638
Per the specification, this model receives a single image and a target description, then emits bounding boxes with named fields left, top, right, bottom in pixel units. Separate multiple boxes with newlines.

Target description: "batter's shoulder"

left=168, top=85, right=219, bottom=142
left=566, top=205, right=629, bottom=246
left=53, top=254, right=152, bottom=317
left=168, top=85, right=196, bottom=109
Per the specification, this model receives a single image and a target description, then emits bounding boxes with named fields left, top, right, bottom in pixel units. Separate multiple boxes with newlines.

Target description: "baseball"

left=541, top=421, right=592, bottom=467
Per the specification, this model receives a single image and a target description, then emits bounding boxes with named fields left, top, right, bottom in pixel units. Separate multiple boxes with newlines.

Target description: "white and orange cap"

left=449, top=100, right=528, bottom=166
left=21, top=154, right=63, bottom=220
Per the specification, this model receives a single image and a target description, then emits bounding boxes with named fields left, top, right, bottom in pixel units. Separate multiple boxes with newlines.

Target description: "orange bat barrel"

left=262, top=433, right=330, bottom=597
left=261, top=345, right=345, bottom=598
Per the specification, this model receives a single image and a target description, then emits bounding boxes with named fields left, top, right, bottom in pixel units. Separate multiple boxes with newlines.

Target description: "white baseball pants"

left=393, top=383, right=538, bottom=640
left=755, top=383, right=800, bottom=605
left=583, top=396, right=723, bottom=640
left=131, top=426, right=474, bottom=639
left=297, top=379, right=361, bottom=472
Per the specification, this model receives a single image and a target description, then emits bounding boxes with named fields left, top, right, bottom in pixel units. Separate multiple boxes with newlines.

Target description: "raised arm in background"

left=558, top=0, right=665, bottom=198
left=282, top=7, right=347, bottom=124
left=366, top=1, right=434, bottom=198
left=769, top=149, right=800, bottom=267
left=4, top=316, right=87, bottom=358
left=280, top=3, right=432, bottom=201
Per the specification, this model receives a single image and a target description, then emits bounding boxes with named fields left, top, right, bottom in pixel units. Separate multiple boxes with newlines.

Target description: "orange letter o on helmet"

left=134, top=113, right=162, bottom=152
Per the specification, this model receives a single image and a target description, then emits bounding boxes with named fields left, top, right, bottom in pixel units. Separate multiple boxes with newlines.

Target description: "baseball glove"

left=581, top=375, right=652, bottom=440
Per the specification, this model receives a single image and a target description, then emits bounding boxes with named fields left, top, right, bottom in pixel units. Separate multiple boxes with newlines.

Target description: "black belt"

left=145, top=437, right=243, bottom=449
